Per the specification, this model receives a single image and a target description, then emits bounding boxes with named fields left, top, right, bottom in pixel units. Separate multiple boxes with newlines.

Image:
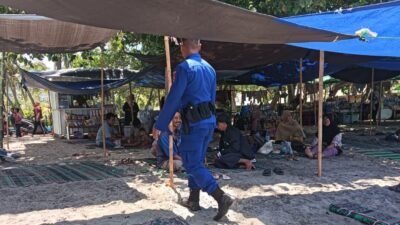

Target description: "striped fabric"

left=0, top=161, right=124, bottom=188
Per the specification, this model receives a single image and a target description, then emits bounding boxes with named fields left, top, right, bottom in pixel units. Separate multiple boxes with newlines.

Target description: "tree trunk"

left=271, top=89, right=280, bottom=111
left=287, top=84, right=295, bottom=104
left=25, top=87, right=35, bottom=106
left=9, top=77, right=21, bottom=107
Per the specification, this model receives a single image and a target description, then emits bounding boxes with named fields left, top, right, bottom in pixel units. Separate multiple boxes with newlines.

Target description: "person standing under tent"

left=152, top=38, right=233, bottom=221
left=123, top=94, right=140, bottom=127
left=32, top=102, right=47, bottom=136
left=371, top=87, right=380, bottom=123
left=13, top=108, right=23, bottom=138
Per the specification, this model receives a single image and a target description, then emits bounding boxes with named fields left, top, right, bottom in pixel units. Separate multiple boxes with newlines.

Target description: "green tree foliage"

left=221, top=0, right=387, bottom=16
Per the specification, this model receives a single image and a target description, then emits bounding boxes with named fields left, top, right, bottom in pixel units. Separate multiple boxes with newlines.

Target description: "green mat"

left=0, top=161, right=124, bottom=188
left=329, top=203, right=400, bottom=225
left=345, top=140, right=400, bottom=162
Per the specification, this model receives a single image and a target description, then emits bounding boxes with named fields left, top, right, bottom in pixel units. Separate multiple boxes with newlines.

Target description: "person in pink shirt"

left=13, top=108, right=23, bottom=137
left=32, top=102, right=47, bottom=136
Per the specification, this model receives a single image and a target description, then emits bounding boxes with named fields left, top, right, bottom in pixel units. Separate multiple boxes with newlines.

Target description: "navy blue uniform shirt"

left=155, top=53, right=216, bottom=131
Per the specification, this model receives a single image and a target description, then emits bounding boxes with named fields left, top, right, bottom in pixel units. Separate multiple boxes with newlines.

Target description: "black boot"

left=180, top=189, right=201, bottom=211
left=211, top=187, right=234, bottom=221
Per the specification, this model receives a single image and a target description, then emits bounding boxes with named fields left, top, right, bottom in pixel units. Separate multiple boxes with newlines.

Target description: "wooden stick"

left=299, top=58, right=303, bottom=127
left=0, top=52, right=4, bottom=148
left=314, top=80, right=317, bottom=127
left=370, top=69, right=374, bottom=135
left=47, top=90, right=53, bottom=136
left=317, top=51, right=325, bottom=177
left=5, top=67, right=9, bottom=150
left=101, top=64, right=107, bottom=157
left=378, top=81, right=383, bottom=126
left=164, top=36, right=174, bottom=188
left=129, top=82, right=134, bottom=126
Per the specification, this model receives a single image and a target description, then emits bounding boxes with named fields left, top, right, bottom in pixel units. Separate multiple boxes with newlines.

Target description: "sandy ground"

left=0, top=129, right=399, bottom=225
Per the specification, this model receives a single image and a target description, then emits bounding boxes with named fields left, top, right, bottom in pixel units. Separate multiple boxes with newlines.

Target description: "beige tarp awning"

left=0, top=14, right=117, bottom=53
left=0, top=0, right=353, bottom=44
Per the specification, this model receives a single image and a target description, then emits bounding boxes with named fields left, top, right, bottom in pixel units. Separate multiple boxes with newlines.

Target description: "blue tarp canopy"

left=285, top=1, right=400, bottom=57
left=219, top=59, right=399, bottom=86
left=20, top=67, right=163, bottom=95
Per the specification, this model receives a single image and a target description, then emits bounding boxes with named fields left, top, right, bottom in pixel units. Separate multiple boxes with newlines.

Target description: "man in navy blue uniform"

left=153, top=38, right=233, bottom=221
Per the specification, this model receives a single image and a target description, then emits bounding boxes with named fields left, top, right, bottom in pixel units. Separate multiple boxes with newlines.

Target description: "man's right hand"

left=152, top=127, right=161, bottom=140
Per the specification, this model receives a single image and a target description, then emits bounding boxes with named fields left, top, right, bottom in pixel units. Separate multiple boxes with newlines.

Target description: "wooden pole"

left=314, top=80, right=317, bottom=127
left=128, top=82, right=134, bottom=126
left=5, top=71, right=9, bottom=150
left=317, top=51, right=325, bottom=177
left=164, top=36, right=174, bottom=187
left=370, top=69, right=374, bottom=135
left=47, top=90, right=53, bottom=135
left=101, top=63, right=107, bottom=157
left=299, top=58, right=303, bottom=127
left=0, top=52, right=4, bottom=148
left=378, top=81, right=383, bottom=126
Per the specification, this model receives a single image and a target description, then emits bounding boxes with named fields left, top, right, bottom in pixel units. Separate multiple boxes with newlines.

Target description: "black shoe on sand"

left=180, top=189, right=201, bottom=211
left=211, top=187, right=234, bottom=221
left=180, top=199, right=201, bottom=211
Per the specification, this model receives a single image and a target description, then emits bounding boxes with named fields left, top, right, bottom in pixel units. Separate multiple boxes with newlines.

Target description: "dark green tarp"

left=0, top=0, right=352, bottom=44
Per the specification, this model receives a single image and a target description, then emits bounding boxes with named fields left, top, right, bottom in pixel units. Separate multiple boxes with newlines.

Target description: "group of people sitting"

left=149, top=112, right=257, bottom=172
left=273, top=110, right=342, bottom=159
left=96, top=105, right=343, bottom=173
left=95, top=112, right=153, bottom=150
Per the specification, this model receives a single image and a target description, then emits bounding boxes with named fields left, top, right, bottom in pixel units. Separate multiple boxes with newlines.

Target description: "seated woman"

left=215, top=115, right=255, bottom=170
left=305, top=115, right=342, bottom=159
left=275, top=110, right=306, bottom=153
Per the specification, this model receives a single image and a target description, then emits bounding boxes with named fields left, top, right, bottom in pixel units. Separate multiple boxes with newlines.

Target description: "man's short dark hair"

left=217, top=114, right=230, bottom=124
left=105, top=113, right=115, bottom=120
left=178, top=38, right=201, bottom=46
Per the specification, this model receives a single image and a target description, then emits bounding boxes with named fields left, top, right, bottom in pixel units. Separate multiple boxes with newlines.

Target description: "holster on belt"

left=181, top=102, right=215, bottom=134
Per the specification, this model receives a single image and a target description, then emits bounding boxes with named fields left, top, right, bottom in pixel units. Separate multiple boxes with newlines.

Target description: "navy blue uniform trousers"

left=179, top=125, right=217, bottom=194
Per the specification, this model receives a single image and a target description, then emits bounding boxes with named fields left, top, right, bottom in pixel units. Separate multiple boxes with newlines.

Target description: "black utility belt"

left=181, top=102, right=215, bottom=123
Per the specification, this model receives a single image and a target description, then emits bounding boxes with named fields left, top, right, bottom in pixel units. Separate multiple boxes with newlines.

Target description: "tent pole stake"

left=164, top=36, right=174, bottom=188
left=370, top=69, right=374, bottom=135
left=299, top=58, right=303, bottom=127
left=317, top=51, right=325, bottom=177
left=101, top=57, right=107, bottom=157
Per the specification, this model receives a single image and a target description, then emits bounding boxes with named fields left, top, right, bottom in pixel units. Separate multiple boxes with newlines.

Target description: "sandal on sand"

left=262, top=168, right=272, bottom=176
left=273, top=167, right=284, bottom=175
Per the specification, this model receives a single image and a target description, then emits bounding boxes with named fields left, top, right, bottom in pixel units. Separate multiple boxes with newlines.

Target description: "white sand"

left=0, top=134, right=399, bottom=225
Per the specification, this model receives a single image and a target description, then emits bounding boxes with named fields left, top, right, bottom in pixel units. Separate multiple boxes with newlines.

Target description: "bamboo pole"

left=47, top=90, right=53, bottom=135
left=129, top=82, right=134, bottom=126
left=370, top=69, right=374, bottom=135
left=164, top=36, right=174, bottom=187
left=317, top=51, right=325, bottom=177
left=101, top=63, right=107, bottom=157
left=5, top=71, right=9, bottom=150
left=0, top=52, right=4, bottom=148
left=314, top=80, right=317, bottom=127
left=299, top=58, right=303, bottom=127
left=378, top=81, right=383, bottom=126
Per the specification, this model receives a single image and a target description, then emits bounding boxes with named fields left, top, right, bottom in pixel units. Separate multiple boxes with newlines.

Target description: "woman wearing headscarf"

left=275, top=110, right=306, bottom=153
left=275, top=110, right=305, bottom=142
left=305, top=115, right=342, bottom=159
